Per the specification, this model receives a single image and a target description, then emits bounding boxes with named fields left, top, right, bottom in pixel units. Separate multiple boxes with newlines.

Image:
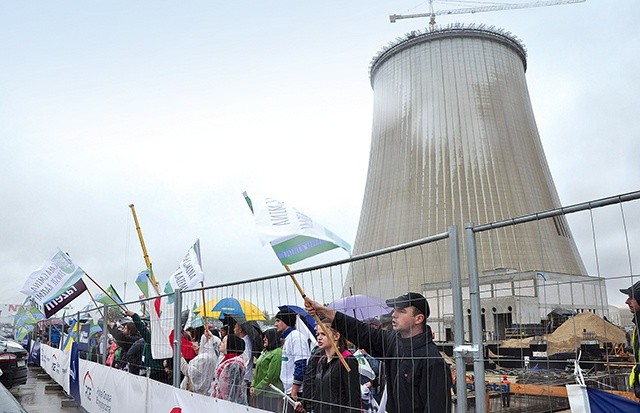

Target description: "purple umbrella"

left=327, top=295, right=392, bottom=321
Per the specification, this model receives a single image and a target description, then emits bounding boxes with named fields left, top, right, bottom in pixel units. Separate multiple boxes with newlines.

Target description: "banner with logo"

left=69, top=342, right=81, bottom=403
left=41, top=344, right=269, bottom=413
left=146, top=376, right=269, bottom=412
left=40, top=344, right=70, bottom=393
left=77, top=322, right=91, bottom=352
left=78, top=358, right=147, bottom=413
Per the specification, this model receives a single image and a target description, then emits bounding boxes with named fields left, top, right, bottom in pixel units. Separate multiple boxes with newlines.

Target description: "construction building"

left=343, top=25, right=608, bottom=341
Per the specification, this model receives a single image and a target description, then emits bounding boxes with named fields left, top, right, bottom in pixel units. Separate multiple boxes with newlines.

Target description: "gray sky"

left=2, top=1, right=639, bottom=310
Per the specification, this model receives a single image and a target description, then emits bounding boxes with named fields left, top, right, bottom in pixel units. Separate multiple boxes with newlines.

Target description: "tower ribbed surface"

left=345, top=25, right=586, bottom=297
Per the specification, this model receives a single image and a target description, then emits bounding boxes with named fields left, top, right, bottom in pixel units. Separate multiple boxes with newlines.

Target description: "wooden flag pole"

left=84, top=272, right=127, bottom=312
left=200, top=282, right=208, bottom=329
left=284, top=265, right=350, bottom=371
left=84, top=285, right=104, bottom=320
left=241, top=192, right=348, bottom=370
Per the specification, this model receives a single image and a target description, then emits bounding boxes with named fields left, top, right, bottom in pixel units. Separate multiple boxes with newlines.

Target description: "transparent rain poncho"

left=180, top=332, right=221, bottom=395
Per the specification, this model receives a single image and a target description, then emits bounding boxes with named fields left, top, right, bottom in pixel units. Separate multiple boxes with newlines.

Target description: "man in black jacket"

left=306, top=292, right=452, bottom=413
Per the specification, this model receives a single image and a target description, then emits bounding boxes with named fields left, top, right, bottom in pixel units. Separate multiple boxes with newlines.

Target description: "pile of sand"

left=494, top=313, right=627, bottom=356
left=546, top=312, right=627, bottom=355
left=500, top=337, right=535, bottom=348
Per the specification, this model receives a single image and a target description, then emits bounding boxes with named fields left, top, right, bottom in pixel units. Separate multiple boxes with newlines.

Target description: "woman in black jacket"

left=108, top=321, right=141, bottom=371
left=296, top=321, right=360, bottom=413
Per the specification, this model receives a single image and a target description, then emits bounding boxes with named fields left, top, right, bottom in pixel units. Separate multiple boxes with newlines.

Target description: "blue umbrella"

left=278, top=305, right=316, bottom=337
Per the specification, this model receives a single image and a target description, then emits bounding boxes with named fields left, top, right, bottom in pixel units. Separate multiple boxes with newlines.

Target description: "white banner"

left=79, top=358, right=148, bottom=413
left=40, top=344, right=70, bottom=393
left=21, top=249, right=85, bottom=305
left=147, top=376, right=270, bottom=413
left=41, top=344, right=271, bottom=413
left=165, top=240, right=204, bottom=292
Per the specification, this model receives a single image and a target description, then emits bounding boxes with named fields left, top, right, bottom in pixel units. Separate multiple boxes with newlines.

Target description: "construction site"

left=9, top=1, right=639, bottom=412
left=436, top=310, right=635, bottom=411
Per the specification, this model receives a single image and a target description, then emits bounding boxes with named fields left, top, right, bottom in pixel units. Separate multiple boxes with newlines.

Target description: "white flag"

left=243, top=192, right=351, bottom=265
left=151, top=296, right=174, bottom=359
left=164, top=240, right=204, bottom=293
left=21, top=249, right=85, bottom=306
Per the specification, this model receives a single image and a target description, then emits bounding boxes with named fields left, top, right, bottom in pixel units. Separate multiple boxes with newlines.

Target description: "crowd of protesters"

left=33, top=291, right=452, bottom=412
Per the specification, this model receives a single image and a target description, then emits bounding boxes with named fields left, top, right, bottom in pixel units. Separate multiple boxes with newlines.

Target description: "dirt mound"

left=546, top=312, right=626, bottom=355
left=500, top=337, right=535, bottom=348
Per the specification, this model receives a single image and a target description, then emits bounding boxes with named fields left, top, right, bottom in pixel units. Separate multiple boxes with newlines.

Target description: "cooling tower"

left=345, top=25, right=586, bottom=298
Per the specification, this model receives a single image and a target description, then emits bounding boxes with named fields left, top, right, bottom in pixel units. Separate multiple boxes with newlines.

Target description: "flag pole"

left=129, top=204, right=162, bottom=296
left=84, top=272, right=127, bottom=312
left=84, top=285, right=104, bottom=320
left=242, top=192, right=349, bottom=371
left=284, top=264, right=350, bottom=371
left=200, top=282, right=208, bottom=329
left=194, top=239, right=208, bottom=329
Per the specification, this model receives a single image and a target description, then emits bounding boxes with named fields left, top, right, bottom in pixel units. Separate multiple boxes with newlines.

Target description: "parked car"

left=0, top=334, right=28, bottom=388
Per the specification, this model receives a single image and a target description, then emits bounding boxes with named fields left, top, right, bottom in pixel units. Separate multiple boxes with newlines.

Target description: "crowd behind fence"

left=29, top=190, right=640, bottom=413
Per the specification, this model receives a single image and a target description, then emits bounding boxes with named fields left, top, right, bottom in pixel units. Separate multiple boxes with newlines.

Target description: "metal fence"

left=32, top=189, right=640, bottom=412
left=464, top=190, right=640, bottom=412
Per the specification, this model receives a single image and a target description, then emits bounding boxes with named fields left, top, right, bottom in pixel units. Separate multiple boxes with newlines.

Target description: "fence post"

left=172, top=289, right=182, bottom=388
left=449, top=225, right=468, bottom=413
left=465, top=223, right=487, bottom=413
left=101, top=304, right=108, bottom=365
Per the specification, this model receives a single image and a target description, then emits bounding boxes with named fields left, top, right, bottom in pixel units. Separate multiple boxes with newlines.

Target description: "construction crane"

left=390, top=0, right=586, bottom=27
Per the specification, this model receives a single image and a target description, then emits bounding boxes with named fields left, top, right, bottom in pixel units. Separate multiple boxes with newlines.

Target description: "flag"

left=63, top=320, right=81, bottom=351
left=135, top=270, right=150, bottom=298
left=13, top=298, right=44, bottom=340
left=150, top=296, right=174, bottom=359
left=243, top=192, right=351, bottom=265
left=88, top=319, right=102, bottom=338
left=567, top=384, right=640, bottom=412
left=42, top=279, right=88, bottom=318
left=21, top=249, right=86, bottom=306
left=95, top=285, right=124, bottom=307
left=187, top=302, right=204, bottom=329
left=164, top=240, right=204, bottom=292
left=139, top=294, right=148, bottom=317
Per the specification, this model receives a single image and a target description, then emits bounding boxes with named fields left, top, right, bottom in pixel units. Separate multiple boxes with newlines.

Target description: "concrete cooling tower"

left=345, top=25, right=587, bottom=298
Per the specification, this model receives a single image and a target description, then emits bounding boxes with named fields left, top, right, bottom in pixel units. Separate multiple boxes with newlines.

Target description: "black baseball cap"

left=620, top=280, right=640, bottom=299
left=386, top=292, right=430, bottom=318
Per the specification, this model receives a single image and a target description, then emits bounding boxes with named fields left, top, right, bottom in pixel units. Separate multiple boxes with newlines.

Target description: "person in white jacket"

left=275, top=309, right=311, bottom=413
left=180, top=328, right=221, bottom=395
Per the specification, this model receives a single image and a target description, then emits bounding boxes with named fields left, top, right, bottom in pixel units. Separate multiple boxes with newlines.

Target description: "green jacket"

left=251, top=347, right=283, bottom=397
left=131, top=313, right=163, bottom=372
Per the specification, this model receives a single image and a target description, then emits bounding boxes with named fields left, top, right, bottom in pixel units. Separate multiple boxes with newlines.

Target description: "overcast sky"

left=2, top=1, right=639, bottom=311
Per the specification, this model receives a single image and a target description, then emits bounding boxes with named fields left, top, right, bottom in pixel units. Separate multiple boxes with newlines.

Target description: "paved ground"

left=8, top=366, right=82, bottom=413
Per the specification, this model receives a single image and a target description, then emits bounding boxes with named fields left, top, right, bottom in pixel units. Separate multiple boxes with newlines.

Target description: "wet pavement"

left=8, top=366, right=82, bottom=413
